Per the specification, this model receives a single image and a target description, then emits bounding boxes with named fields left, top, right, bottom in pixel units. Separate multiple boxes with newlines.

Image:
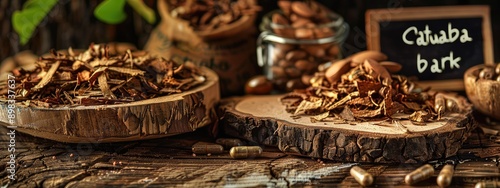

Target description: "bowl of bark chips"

left=0, top=43, right=220, bottom=143
left=465, top=64, right=500, bottom=120
left=220, top=50, right=477, bottom=163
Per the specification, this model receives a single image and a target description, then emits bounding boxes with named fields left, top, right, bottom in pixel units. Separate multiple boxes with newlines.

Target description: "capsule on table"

left=245, top=76, right=273, bottom=95
left=350, top=166, right=373, bottom=186
left=192, top=142, right=224, bottom=155
left=405, top=164, right=435, bottom=185
left=475, top=181, right=500, bottom=188
left=437, top=164, right=454, bottom=188
left=229, top=146, right=262, bottom=159
left=215, top=138, right=245, bottom=149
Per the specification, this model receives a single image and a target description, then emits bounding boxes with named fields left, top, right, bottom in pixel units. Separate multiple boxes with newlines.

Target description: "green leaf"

left=94, top=0, right=127, bottom=24
left=127, top=0, right=156, bottom=24
left=12, top=0, right=57, bottom=45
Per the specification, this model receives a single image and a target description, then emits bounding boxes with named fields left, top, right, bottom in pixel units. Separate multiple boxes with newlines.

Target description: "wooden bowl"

left=0, top=67, right=220, bottom=143
left=464, top=64, right=500, bottom=120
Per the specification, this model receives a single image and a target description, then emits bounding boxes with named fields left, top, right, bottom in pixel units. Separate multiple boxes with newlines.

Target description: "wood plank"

left=218, top=95, right=477, bottom=163
left=0, top=67, right=220, bottom=143
left=1, top=124, right=499, bottom=187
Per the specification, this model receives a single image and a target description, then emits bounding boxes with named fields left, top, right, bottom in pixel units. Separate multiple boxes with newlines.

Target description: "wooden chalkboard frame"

left=366, top=5, right=493, bottom=90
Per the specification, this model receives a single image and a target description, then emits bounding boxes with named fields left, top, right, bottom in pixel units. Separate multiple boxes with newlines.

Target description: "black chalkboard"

left=366, top=6, right=493, bottom=90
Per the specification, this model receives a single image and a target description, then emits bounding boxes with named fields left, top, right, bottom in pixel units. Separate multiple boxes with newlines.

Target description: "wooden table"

left=1, top=117, right=499, bottom=188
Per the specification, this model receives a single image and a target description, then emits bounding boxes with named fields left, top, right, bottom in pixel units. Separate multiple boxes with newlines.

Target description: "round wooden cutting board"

left=0, top=67, right=220, bottom=143
left=219, top=95, right=476, bottom=163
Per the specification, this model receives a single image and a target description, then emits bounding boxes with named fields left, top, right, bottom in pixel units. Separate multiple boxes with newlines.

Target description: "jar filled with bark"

left=257, top=1, right=348, bottom=92
left=146, top=0, right=262, bottom=97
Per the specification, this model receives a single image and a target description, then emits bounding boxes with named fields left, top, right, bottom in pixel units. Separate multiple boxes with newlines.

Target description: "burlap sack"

left=145, top=0, right=260, bottom=96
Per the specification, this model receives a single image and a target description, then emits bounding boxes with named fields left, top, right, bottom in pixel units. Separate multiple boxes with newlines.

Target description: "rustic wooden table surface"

left=1, top=117, right=500, bottom=188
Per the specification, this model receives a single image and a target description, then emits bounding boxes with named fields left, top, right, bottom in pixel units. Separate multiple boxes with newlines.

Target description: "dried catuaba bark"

left=168, top=0, right=261, bottom=31
left=0, top=44, right=206, bottom=107
left=281, top=51, right=470, bottom=124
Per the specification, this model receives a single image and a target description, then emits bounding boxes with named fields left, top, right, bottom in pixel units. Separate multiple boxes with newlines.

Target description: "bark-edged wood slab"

left=0, top=67, right=220, bottom=143
left=219, top=95, right=477, bottom=163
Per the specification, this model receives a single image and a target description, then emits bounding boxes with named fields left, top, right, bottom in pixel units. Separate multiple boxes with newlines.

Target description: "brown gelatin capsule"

left=496, top=75, right=500, bottom=82
left=215, top=138, right=245, bottom=149
left=192, top=142, right=224, bottom=155
left=437, top=164, right=454, bottom=188
left=245, top=76, right=273, bottom=95
left=475, top=181, right=500, bottom=188
left=405, top=164, right=435, bottom=185
left=350, top=166, right=374, bottom=186
left=495, top=63, right=500, bottom=75
left=229, top=146, right=263, bottom=159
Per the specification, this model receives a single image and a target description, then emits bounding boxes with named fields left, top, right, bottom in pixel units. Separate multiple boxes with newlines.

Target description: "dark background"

left=1, top=0, right=499, bottom=63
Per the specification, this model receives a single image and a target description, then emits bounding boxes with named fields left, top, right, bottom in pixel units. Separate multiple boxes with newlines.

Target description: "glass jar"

left=257, top=10, right=349, bottom=92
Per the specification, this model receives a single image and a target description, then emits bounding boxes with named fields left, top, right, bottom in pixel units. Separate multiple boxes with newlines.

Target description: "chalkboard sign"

left=366, top=6, right=493, bottom=90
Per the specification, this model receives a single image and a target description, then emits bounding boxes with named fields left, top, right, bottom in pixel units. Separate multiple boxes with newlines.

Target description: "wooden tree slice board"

left=0, top=67, right=220, bottom=143
left=219, top=95, right=477, bottom=163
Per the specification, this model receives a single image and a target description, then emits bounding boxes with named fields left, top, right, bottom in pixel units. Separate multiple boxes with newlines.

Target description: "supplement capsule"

left=405, top=164, right=435, bottom=185
left=245, top=76, right=273, bottom=95
left=215, top=138, right=245, bottom=149
left=192, top=142, right=224, bottom=155
left=350, top=166, right=374, bottom=186
left=475, top=181, right=500, bottom=188
left=229, top=146, right=262, bottom=159
left=495, top=63, right=500, bottom=75
left=437, top=164, right=454, bottom=187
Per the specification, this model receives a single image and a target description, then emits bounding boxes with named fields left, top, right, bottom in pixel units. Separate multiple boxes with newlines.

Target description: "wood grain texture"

left=0, top=124, right=499, bottom=187
left=0, top=67, right=220, bottom=143
left=218, top=95, right=477, bottom=163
